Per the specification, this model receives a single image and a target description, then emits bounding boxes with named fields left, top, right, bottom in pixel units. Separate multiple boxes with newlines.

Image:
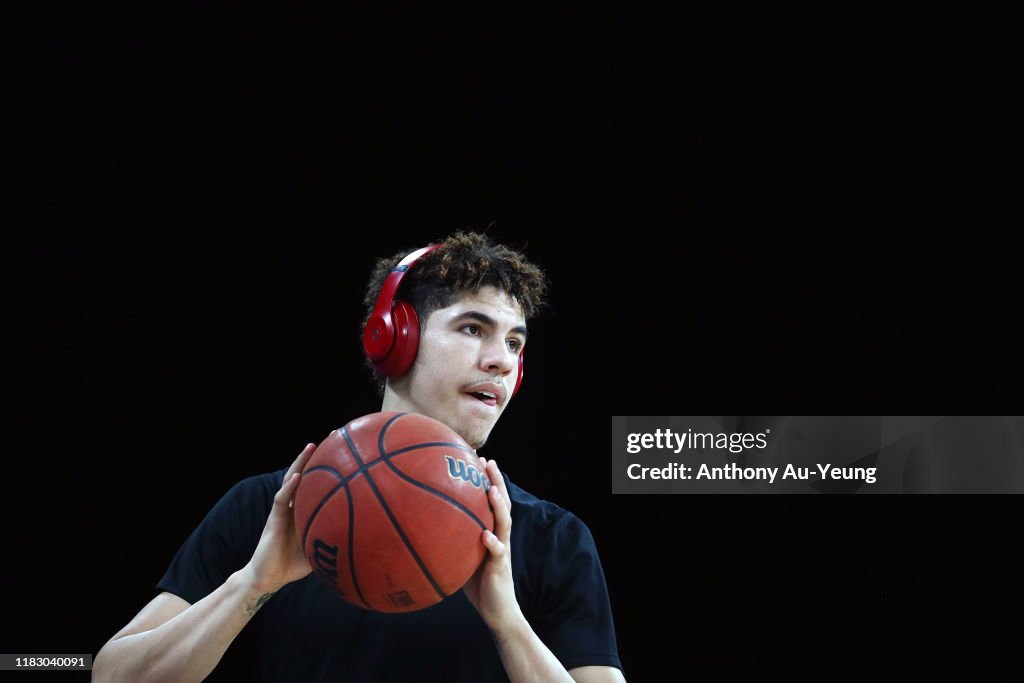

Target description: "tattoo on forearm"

left=247, top=591, right=276, bottom=617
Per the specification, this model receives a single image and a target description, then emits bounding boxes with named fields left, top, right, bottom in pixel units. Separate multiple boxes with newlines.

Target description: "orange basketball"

left=293, top=411, right=494, bottom=612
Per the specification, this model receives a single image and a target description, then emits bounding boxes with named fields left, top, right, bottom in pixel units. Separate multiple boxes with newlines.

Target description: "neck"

left=381, top=384, right=413, bottom=413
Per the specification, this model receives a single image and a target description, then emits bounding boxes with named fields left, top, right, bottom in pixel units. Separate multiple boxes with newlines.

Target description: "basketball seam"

left=379, top=455, right=490, bottom=531
left=341, top=422, right=448, bottom=603
left=346, top=478, right=369, bottom=609
left=304, top=464, right=345, bottom=481
left=299, top=473, right=372, bottom=610
left=377, top=416, right=490, bottom=531
left=384, top=441, right=476, bottom=458
left=300, top=479, right=346, bottom=554
left=307, top=445, right=474, bottom=486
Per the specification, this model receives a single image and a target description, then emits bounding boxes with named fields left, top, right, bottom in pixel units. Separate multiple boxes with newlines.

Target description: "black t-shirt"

left=157, top=468, right=622, bottom=682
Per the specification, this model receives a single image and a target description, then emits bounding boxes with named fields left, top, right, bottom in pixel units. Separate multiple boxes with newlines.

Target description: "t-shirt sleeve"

left=156, top=471, right=280, bottom=605
left=531, top=512, right=623, bottom=673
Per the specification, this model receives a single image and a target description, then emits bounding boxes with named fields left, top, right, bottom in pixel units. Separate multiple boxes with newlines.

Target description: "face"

left=382, top=285, right=527, bottom=449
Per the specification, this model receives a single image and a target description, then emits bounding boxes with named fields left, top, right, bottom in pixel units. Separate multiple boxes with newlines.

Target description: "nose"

left=479, top=336, right=516, bottom=379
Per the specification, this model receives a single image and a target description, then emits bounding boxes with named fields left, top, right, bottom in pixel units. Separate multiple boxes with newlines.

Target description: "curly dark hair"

left=362, top=231, right=548, bottom=394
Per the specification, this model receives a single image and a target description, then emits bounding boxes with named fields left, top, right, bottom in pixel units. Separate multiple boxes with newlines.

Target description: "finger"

left=488, top=482, right=512, bottom=543
left=486, top=460, right=511, bottom=514
left=481, top=529, right=507, bottom=557
left=274, top=472, right=301, bottom=510
left=284, top=442, right=317, bottom=481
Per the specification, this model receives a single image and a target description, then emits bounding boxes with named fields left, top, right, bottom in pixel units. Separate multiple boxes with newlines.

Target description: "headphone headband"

left=368, top=244, right=440, bottom=325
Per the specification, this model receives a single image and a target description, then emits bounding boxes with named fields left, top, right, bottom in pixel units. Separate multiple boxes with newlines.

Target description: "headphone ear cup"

left=375, top=300, right=420, bottom=378
left=512, top=348, right=524, bottom=397
left=362, top=311, right=393, bottom=363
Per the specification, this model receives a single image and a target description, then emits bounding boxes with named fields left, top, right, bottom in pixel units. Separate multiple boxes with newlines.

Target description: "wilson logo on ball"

left=312, top=539, right=339, bottom=584
left=444, top=455, right=491, bottom=490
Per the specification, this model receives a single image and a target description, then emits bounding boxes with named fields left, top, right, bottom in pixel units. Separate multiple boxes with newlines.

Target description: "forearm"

left=93, top=569, right=273, bottom=683
left=492, top=616, right=576, bottom=683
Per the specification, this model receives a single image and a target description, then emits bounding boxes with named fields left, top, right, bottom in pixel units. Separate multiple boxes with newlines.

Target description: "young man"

left=93, top=232, right=625, bottom=682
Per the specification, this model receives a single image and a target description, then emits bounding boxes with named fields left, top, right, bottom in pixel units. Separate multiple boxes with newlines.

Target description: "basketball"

left=293, top=411, right=495, bottom=612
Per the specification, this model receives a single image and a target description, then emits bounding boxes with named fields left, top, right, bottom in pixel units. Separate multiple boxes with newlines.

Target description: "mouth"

left=464, top=382, right=506, bottom=410
left=467, top=391, right=498, bottom=408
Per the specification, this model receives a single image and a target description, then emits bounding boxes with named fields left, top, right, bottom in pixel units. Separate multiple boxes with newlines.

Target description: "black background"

left=9, top=3, right=1019, bottom=680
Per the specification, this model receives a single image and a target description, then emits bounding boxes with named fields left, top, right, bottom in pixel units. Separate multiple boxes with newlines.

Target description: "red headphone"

left=362, top=244, right=524, bottom=397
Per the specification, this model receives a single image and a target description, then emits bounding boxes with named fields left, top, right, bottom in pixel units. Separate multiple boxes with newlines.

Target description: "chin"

left=457, top=423, right=493, bottom=451
left=459, top=429, right=488, bottom=450
left=433, top=410, right=496, bottom=451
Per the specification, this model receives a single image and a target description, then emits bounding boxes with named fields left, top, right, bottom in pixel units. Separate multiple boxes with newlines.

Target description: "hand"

left=239, top=442, right=317, bottom=594
left=462, top=458, right=525, bottom=634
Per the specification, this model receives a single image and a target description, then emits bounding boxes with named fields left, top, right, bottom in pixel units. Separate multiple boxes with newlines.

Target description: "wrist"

left=488, top=610, right=531, bottom=648
left=235, top=564, right=282, bottom=597
left=231, top=567, right=282, bottom=619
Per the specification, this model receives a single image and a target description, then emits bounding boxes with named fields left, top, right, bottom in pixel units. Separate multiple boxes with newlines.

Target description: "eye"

left=507, top=338, right=523, bottom=353
left=460, top=324, right=481, bottom=336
